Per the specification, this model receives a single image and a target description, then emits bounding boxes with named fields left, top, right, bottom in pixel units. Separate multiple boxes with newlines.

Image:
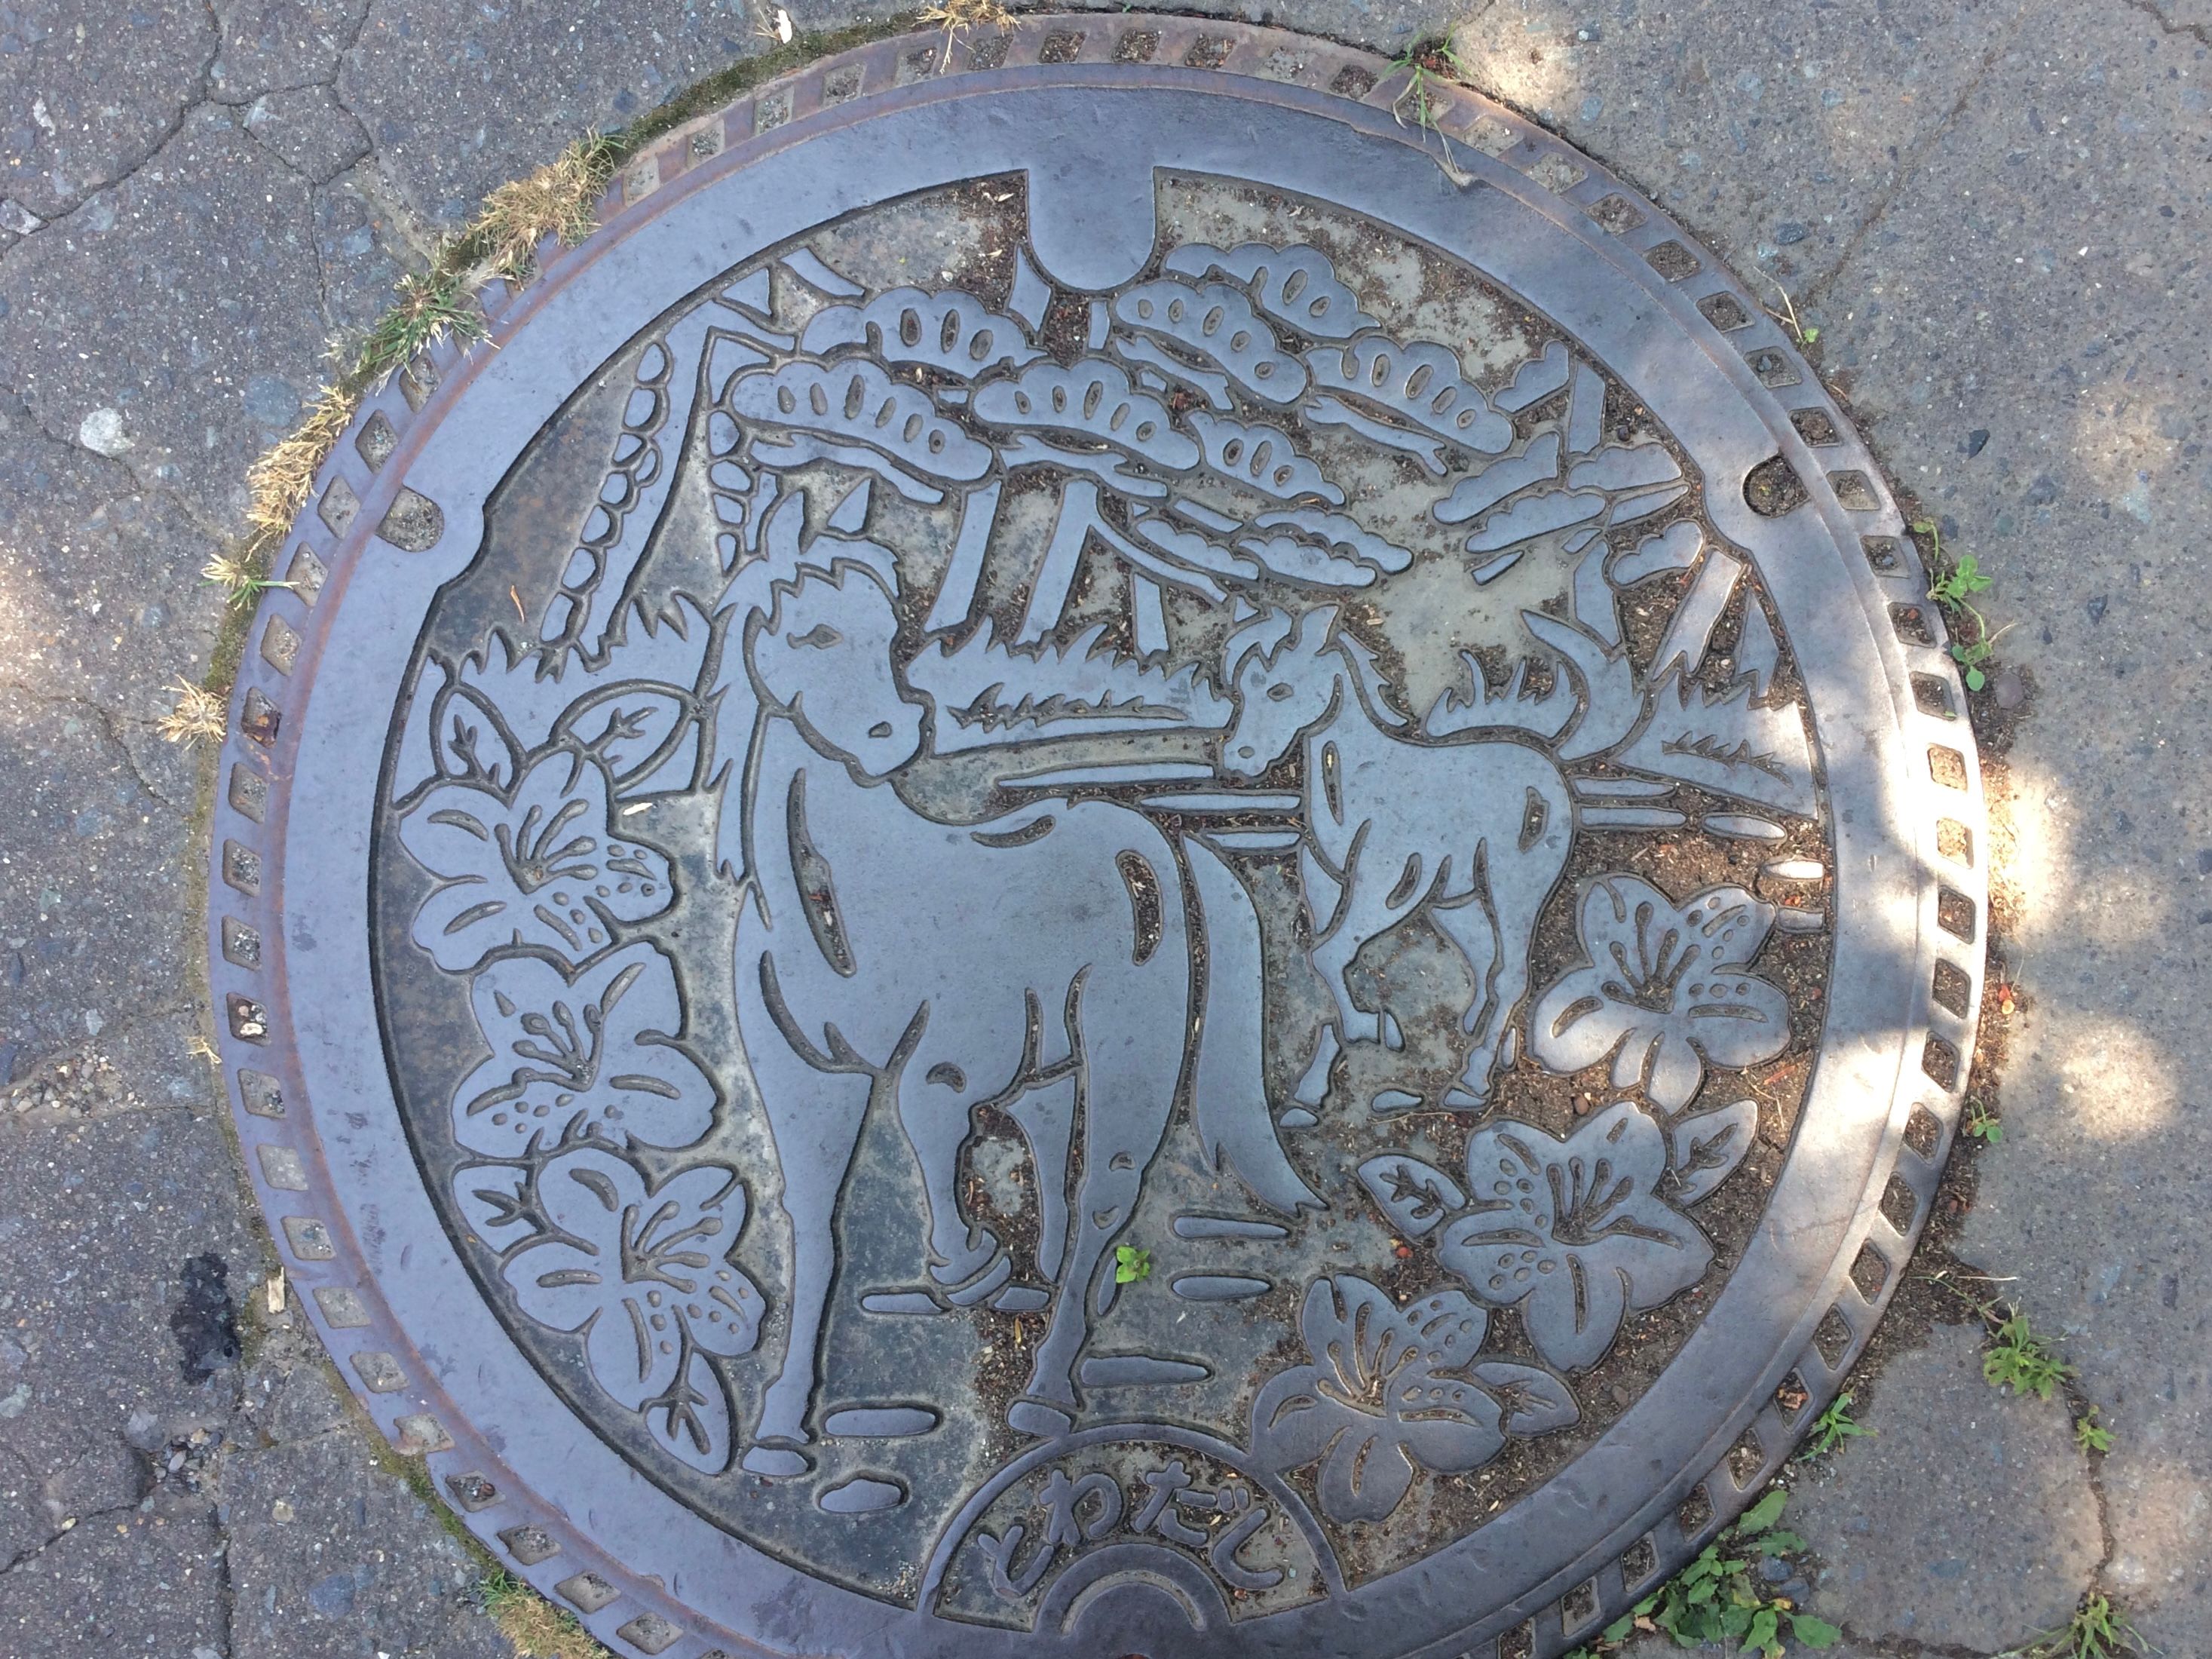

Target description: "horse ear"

left=1297, top=603, right=1342, bottom=646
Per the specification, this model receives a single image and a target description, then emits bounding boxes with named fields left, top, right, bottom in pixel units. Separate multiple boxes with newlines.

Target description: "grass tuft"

left=477, top=135, right=623, bottom=283
left=156, top=677, right=227, bottom=747
left=919, top=0, right=1013, bottom=65
left=2016, top=1593, right=2148, bottom=1659
left=479, top=1570, right=611, bottom=1659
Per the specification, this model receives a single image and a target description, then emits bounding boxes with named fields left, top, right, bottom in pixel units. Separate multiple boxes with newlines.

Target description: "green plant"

left=1965, top=1097, right=2005, bottom=1144
left=480, top=1569, right=611, bottom=1658
left=1984, top=1308, right=2075, bottom=1400
left=2075, top=1405, right=2114, bottom=1455
left=1114, top=1244, right=1151, bottom=1283
left=2017, top=1593, right=2147, bottom=1658
left=1911, top=519, right=2008, bottom=691
left=1569, top=1489, right=1841, bottom=1659
left=1800, top=1391, right=1871, bottom=1458
left=1386, top=38, right=1476, bottom=183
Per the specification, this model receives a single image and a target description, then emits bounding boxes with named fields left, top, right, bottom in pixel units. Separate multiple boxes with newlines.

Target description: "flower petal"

left=1530, top=964, right=1642, bottom=1075
left=534, top=1147, right=640, bottom=1242
left=398, top=783, right=507, bottom=885
left=1644, top=1029, right=1706, bottom=1112
left=1250, top=1365, right=1350, bottom=1473
left=1684, top=885, right=1777, bottom=968
left=1583, top=1193, right=1715, bottom=1310
left=1395, top=1380, right=1504, bottom=1475
left=1318, top=1424, right=1415, bottom=1523
left=1682, top=974, right=1792, bottom=1070
left=1522, top=1251, right=1629, bottom=1372
left=1402, top=1289, right=1489, bottom=1371
left=504, top=1237, right=612, bottom=1335
left=1472, top=1362, right=1582, bottom=1436
left=584, top=1286, right=680, bottom=1409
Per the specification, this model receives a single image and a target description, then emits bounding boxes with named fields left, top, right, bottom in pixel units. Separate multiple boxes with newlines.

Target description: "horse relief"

left=373, top=198, right=1830, bottom=1615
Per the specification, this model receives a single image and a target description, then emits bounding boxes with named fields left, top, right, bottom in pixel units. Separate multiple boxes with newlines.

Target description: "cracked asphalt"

left=0, top=1, right=2205, bottom=1655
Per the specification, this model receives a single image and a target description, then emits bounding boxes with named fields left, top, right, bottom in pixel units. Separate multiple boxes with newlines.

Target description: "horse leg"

left=739, top=1043, right=875, bottom=1476
left=1429, top=885, right=1504, bottom=1108
left=1008, top=963, right=1183, bottom=1439
left=1444, top=803, right=1568, bottom=1102
left=1301, top=872, right=1417, bottom=1107
left=894, top=1059, right=1007, bottom=1296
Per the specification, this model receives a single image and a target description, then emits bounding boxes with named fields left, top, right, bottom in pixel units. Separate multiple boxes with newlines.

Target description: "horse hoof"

left=1441, top=1084, right=1489, bottom=1112
left=930, top=1234, right=1005, bottom=1291
left=1278, top=1106, right=1319, bottom=1130
left=1006, top=1397, right=1074, bottom=1440
left=742, top=1443, right=811, bottom=1478
left=941, top=1252, right=1013, bottom=1308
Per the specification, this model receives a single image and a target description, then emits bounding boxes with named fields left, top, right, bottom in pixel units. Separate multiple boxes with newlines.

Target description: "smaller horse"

left=1222, top=604, right=1575, bottom=1111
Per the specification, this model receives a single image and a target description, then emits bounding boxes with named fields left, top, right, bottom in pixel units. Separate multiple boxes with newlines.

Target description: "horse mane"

left=705, top=489, right=901, bottom=890
left=1331, top=624, right=1410, bottom=731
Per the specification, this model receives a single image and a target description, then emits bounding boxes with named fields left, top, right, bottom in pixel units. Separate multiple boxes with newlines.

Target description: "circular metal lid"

left=209, top=20, right=1985, bottom=1658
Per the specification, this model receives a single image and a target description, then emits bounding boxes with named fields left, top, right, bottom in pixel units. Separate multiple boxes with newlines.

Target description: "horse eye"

left=1267, top=682, right=1295, bottom=702
left=791, top=623, right=844, bottom=649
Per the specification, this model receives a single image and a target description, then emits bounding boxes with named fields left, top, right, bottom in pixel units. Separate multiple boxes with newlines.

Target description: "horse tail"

left=1185, top=839, right=1325, bottom=1216
left=1523, top=610, right=1645, bottom=762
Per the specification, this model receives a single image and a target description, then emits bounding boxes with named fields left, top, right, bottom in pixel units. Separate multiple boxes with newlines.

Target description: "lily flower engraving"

left=452, top=941, right=715, bottom=1156
left=1248, top=1276, right=1575, bottom=1523
left=1528, top=875, right=1791, bottom=1112
left=504, top=1148, right=764, bottom=1472
left=400, top=746, right=674, bottom=971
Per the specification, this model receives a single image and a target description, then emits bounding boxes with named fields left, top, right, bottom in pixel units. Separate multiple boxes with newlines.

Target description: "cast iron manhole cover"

left=210, top=20, right=1987, bottom=1658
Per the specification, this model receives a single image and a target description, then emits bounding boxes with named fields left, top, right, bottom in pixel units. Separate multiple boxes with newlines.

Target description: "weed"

left=1114, top=1244, right=1151, bottom=1283
left=156, top=678, right=227, bottom=747
left=918, top=0, right=1013, bottom=66
left=1758, top=270, right=1820, bottom=345
left=476, top=134, right=622, bottom=283
left=1965, top=1097, right=2005, bottom=1144
left=1800, top=1391, right=1872, bottom=1458
left=2014, top=1593, right=2148, bottom=1659
left=1910, top=518, right=2009, bottom=691
left=1929, top=552, right=1993, bottom=610
left=479, top=1569, right=611, bottom=1659
left=201, top=550, right=295, bottom=609
left=1564, top=1489, right=1840, bottom=1659
left=351, top=266, right=488, bottom=388
left=1926, top=1274, right=2081, bottom=1402
left=1984, top=1308, right=2075, bottom=1400
left=1386, top=38, right=1475, bottom=184
left=2074, top=1404, right=2114, bottom=1455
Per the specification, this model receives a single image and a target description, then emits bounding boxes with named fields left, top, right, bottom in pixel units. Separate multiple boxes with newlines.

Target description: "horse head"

left=1221, top=603, right=1345, bottom=779
left=749, top=554, right=924, bottom=779
left=715, top=488, right=925, bottom=793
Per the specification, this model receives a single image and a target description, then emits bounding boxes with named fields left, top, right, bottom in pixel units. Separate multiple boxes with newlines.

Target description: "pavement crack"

left=0, top=681, right=187, bottom=811
left=2117, top=0, right=2212, bottom=43
left=1803, top=0, right=2033, bottom=308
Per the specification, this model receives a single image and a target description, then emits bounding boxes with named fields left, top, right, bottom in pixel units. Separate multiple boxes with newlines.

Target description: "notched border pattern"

left=207, top=18, right=1988, bottom=1659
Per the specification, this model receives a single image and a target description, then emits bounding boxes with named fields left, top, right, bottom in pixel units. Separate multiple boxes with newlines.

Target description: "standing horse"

left=708, top=492, right=1313, bottom=1476
left=1221, top=604, right=1586, bottom=1112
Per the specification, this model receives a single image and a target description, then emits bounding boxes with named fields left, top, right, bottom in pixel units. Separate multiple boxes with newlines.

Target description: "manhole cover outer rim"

left=205, top=18, right=1989, bottom=1659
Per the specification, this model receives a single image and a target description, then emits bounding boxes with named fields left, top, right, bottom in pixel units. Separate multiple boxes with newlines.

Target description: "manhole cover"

left=210, top=20, right=1987, bottom=1659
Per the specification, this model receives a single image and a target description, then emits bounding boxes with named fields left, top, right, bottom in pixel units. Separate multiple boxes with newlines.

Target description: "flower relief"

left=452, top=940, right=715, bottom=1157
left=398, top=744, right=675, bottom=972
left=1528, top=875, right=1793, bottom=1114
left=501, top=1148, right=765, bottom=1472
left=1248, top=1277, right=1576, bottom=1525
left=1358, top=1097, right=1755, bottom=1376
